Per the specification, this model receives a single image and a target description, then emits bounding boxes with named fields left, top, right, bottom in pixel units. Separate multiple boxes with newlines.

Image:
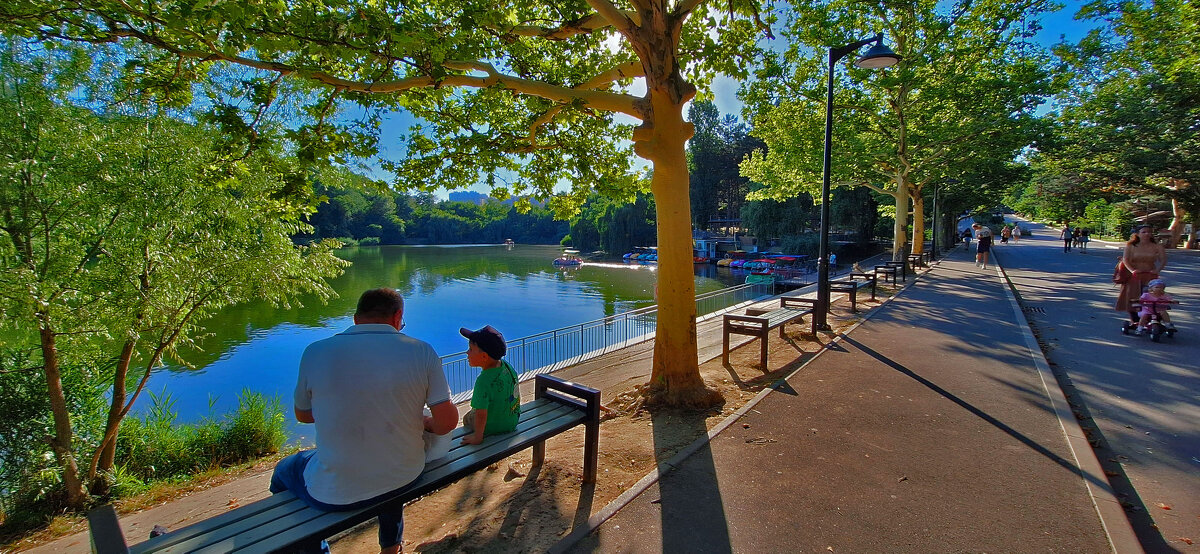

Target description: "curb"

left=549, top=255, right=933, bottom=553
left=992, top=251, right=1143, bottom=554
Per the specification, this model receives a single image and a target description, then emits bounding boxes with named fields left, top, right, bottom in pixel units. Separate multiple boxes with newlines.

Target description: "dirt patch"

left=7, top=288, right=891, bottom=553
left=331, top=301, right=879, bottom=553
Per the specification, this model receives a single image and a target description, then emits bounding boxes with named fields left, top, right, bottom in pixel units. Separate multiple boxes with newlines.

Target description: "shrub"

left=358, top=236, right=381, bottom=246
left=116, top=390, right=286, bottom=483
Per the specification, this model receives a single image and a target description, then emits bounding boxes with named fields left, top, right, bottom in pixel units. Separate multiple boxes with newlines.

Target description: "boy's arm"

left=462, top=409, right=488, bottom=445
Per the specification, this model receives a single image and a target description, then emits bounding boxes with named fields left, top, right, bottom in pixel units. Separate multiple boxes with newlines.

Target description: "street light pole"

left=814, top=34, right=901, bottom=332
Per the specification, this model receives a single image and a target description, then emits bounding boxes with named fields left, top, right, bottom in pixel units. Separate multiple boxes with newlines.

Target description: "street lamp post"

left=814, top=34, right=901, bottom=332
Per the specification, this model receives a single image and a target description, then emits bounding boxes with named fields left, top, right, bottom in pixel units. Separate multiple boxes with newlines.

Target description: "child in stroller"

left=1122, top=278, right=1179, bottom=342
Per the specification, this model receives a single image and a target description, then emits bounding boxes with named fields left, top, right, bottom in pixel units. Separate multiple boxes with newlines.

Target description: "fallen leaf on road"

left=226, top=499, right=240, bottom=509
left=1179, top=538, right=1192, bottom=545
left=1158, top=503, right=1172, bottom=510
left=745, top=437, right=776, bottom=445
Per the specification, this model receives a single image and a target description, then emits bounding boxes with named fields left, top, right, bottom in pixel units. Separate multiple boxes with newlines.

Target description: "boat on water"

left=553, top=249, right=583, bottom=266
left=622, top=246, right=657, bottom=263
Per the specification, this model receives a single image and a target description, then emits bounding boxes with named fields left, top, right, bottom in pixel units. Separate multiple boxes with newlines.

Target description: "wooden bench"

left=884, top=260, right=907, bottom=281
left=88, top=374, right=600, bottom=554
left=874, top=264, right=899, bottom=285
left=907, top=253, right=927, bottom=269
left=829, top=272, right=877, bottom=312
left=722, top=297, right=815, bottom=369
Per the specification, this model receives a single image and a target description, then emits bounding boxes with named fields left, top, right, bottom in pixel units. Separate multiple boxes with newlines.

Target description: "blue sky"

left=366, top=1, right=1102, bottom=199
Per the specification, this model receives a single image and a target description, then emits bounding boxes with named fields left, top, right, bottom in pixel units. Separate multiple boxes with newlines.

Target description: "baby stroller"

left=1121, top=298, right=1180, bottom=342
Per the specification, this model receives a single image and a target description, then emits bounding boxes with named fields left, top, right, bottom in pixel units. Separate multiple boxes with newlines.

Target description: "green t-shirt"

left=469, top=360, right=520, bottom=435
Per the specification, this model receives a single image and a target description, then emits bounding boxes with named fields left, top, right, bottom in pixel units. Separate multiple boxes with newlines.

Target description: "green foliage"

left=115, top=391, right=286, bottom=485
left=740, top=190, right=815, bottom=239
left=302, top=177, right=568, bottom=245
left=0, top=43, right=345, bottom=510
left=565, top=193, right=656, bottom=255
left=741, top=0, right=1056, bottom=252
left=0, top=347, right=109, bottom=527
left=1046, top=0, right=1200, bottom=218
left=687, top=101, right=758, bottom=230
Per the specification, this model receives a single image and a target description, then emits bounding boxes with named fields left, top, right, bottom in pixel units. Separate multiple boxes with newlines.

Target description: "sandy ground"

left=13, top=279, right=890, bottom=554
left=334, top=294, right=879, bottom=553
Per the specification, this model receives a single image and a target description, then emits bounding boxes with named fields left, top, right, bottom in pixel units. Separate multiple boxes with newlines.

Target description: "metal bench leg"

left=850, top=289, right=858, bottom=312
left=88, top=505, right=129, bottom=554
left=583, top=420, right=599, bottom=483
left=533, top=440, right=546, bottom=468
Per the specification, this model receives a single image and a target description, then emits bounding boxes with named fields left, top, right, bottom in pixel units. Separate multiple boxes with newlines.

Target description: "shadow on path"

left=841, top=335, right=1113, bottom=492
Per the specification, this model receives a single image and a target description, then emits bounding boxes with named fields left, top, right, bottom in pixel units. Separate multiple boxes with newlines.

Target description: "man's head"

left=355, top=288, right=404, bottom=328
left=460, top=325, right=506, bottom=367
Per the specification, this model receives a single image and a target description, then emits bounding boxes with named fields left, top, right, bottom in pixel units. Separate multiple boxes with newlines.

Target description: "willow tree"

left=741, top=0, right=1053, bottom=257
left=1, top=1, right=772, bottom=405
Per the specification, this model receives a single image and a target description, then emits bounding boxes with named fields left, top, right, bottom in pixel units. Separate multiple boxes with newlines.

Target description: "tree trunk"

left=39, top=325, right=88, bottom=508
left=92, top=338, right=135, bottom=486
left=911, top=193, right=925, bottom=255
left=1167, top=197, right=1185, bottom=248
left=636, top=89, right=719, bottom=407
left=891, top=184, right=909, bottom=261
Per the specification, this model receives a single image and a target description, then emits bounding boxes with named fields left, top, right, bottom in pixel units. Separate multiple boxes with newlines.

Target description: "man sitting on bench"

left=269, top=287, right=460, bottom=554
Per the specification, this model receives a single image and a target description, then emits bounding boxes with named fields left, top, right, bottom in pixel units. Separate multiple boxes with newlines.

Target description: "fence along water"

left=441, top=282, right=774, bottom=402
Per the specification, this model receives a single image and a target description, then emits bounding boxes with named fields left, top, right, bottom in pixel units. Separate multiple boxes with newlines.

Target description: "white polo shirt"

left=295, top=324, right=451, bottom=505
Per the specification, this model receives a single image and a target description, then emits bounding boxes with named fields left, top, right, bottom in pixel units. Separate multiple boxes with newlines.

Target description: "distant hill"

left=447, top=190, right=490, bottom=204
left=447, top=191, right=545, bottom=208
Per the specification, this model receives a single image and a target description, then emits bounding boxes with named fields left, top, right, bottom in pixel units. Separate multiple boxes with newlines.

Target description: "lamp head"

left=855, top=40, right=901, bottom=69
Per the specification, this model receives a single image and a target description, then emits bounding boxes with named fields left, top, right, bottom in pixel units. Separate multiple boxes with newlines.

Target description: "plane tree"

left=1046, top=0, right=1200, bottom=247
left=740, top=0, right=1054, bottom=258
left=0, top=0, right=777, bottom=409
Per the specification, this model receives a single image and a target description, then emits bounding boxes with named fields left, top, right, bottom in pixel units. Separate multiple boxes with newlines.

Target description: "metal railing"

left=441, top=282, right=774, bottom=402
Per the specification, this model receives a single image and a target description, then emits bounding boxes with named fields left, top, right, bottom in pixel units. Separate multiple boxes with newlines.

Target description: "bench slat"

left=104, top=375, right=599, bottom=554
left=245, top=408, right=589, bottom=553
left=130, top=493, right=303, bottom=553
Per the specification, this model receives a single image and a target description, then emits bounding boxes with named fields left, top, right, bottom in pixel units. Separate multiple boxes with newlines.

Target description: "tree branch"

left=585, top=0, right=639, bottom=34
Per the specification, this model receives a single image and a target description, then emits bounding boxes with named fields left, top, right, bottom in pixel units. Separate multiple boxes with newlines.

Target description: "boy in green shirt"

left=459, top=325, right=520, bottom=445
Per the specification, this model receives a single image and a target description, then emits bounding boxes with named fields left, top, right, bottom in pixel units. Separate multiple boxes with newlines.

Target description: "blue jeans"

left=270, top=450, right=407, bottom=550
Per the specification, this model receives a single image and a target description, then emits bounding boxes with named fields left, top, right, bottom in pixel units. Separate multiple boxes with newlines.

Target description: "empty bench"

left=88, top=374, right=600, bottom=553
left=723, top=297, right=815, bottom=369
left=829, top=272, right=877, bottom=312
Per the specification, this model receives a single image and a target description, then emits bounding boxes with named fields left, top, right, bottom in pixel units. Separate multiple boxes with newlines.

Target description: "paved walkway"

left=561, top=245, right=1137, bottom=553
left=994, top=218, right=1199, bottom=552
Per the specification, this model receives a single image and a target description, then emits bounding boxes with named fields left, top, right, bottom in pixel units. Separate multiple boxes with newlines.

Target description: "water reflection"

left=149, top=245, right=740, bottom=427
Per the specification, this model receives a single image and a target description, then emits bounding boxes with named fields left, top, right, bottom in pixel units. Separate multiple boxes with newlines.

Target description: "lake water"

left=148, top=244, right=744, bottom=436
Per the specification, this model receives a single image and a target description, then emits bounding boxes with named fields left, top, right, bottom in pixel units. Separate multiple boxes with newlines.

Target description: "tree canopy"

left=1, top=0, right=777, bottom=407
left=741, top=0, right=1055, bottom=258
left=0, top=44, right=345, bottom=509
left=1035, top=0, right=1200, bottom=244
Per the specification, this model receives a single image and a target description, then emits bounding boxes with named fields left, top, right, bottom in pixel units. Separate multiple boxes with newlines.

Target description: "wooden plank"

left=123, top=376, right=597, bottom=554
left=130, top=493, right=303, bottom=553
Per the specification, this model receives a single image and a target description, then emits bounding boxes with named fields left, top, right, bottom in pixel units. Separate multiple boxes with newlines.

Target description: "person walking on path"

left=1116, top=225, right=1167, bottom=327
left=973, top=223, right=993, bottom=269
left=270, top=288, right=459, bottom=554
left=1000, top=225, right=1012, bottom=244
left=1012, top=225, right=1021, bottom=243
left=1080, top=228, right=1090, bottom=253
left=1060, top=224, right=1073, bottom=252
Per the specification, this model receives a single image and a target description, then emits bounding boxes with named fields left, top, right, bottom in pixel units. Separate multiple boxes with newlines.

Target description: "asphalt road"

left=994, top=218, right=1199, bottom=552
